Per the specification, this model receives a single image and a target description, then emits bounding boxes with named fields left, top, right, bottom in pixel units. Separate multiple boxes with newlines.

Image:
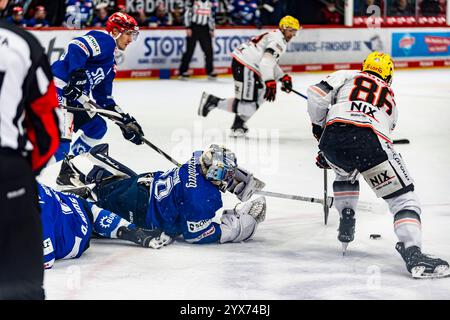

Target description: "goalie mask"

left=199, top=144, right=237, bottom=191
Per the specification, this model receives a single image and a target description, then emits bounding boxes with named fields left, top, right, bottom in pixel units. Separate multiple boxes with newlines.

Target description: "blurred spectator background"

left=0, top=0, right=447, bottom=28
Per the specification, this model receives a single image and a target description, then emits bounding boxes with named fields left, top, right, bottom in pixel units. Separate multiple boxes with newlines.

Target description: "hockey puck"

left=370, top=234, right=381, bottom=240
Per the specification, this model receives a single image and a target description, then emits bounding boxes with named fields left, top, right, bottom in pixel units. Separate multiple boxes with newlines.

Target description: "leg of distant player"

left=199, top=59, right=264, bottom=134
left=179, top=27, right=199, bottom=77
left=197, top=25, right=214, bottom=76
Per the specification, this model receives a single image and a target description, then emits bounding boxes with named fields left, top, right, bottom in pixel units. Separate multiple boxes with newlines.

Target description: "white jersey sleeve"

left=308, top=70, right=397, bottom=143
left=231, top=29, right=287, bottom=81
left=307, top=70, right=357, bottom=126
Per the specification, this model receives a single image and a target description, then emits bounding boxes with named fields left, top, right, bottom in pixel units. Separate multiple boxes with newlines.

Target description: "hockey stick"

left=291, top=89, right=308, bottom=100
left=256, top=190, right=333, bottom=207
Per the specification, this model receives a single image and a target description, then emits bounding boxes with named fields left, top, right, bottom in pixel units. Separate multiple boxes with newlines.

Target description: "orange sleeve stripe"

left=309, top=85, right=327, bottom=97
left=394, top=218, right=422, bottom=228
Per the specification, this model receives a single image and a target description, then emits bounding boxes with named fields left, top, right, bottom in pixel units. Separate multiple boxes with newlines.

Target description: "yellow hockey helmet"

left=362, top=51, right=394, bottom=85
left=279, top=15, right=300, bottom=30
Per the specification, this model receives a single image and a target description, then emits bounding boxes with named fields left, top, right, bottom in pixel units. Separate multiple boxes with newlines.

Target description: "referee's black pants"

left=0, top=151, right=45, bottom=300
left=179, top=25, right=214, bottom=75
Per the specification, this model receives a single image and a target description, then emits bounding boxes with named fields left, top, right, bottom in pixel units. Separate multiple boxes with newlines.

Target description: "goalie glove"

left=117, top=225, right=172, bottom=249
left=226, top=167, right=265, bottom=202
left=105, top=105, right=145, bottom=145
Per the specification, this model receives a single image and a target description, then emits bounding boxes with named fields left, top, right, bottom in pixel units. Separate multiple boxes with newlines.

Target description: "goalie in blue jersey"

left=52, top=12, right=144, bottom=164
left=56, top=143, right=267, bottom=245
left=39, top=183, right=169, bottom=269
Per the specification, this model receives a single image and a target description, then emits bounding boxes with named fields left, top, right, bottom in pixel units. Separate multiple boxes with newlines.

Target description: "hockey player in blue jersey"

left=57, top=143, right=267, bottom=245
left=39, top=183, right=170, bottom=269
left=52, top=12, right=144, bottom=164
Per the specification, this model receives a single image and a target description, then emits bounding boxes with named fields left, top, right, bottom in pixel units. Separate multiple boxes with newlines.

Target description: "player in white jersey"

left=307, top=51, right=449, bottom=279
left=198, top=15, right=300, bottom=135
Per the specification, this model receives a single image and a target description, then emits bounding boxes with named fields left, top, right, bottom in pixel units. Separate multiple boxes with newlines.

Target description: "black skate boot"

left=56, top=155, right=78, bottom=186
left=396, top=242, right=450, bottom=279
left=230, top=115, right=249, bottom=137
left=198, top=92, right=220, bottom=117
left=338, top=208, right=355, bottom=255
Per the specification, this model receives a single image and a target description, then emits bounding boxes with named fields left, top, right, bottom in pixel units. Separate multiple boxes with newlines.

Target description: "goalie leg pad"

left=68, top=143, right=137, bottom=185
left=219, top=196, right=266, bottom=243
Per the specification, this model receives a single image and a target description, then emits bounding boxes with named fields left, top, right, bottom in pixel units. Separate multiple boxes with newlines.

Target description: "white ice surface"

left=38, top=69, right=450, bottom=300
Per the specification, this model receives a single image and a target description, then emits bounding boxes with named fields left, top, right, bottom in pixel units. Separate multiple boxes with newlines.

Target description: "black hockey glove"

left=117, top=225, right=172, bottom=249
left=264, top=80, right=277, bottom=102
left=280, top=74, right=293, bottom=93
left=312, top=123, right=324, bottom=142
left=119, top=113, right=145, bottom=145
left=315, top=152, right=330, bottom=169
left=63, top=68, right=88, bottom=102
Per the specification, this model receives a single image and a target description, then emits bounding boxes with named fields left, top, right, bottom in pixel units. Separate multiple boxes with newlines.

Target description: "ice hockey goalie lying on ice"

left=39, top=183, right=169, bottom=269
left=55, top=143, right=266, bottom=246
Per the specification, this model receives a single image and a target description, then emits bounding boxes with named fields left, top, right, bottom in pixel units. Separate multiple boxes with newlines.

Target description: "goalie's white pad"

left=219, top=196, right=266, bottom=243
left=62, top=144, right=136, bottom=187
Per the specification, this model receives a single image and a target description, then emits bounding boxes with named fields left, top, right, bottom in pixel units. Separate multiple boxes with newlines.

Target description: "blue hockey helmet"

left=200, top=144, right=237, bottom=189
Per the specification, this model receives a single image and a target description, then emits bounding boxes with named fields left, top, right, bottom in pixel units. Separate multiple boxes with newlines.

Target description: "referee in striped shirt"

left=0, top=0, right=60, bottom=299
left=179, top=0, right=216, bottom=80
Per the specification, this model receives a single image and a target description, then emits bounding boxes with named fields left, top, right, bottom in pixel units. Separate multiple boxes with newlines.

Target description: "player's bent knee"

left=385, top=191, right=421, bottom=216
left=80, top=115, right=107, bottom=140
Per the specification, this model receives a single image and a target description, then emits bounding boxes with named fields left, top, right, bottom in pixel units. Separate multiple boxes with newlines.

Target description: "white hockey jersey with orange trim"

left=307, top=70, right=397, bottom=143
left=231, top=29, right=287, bottom=81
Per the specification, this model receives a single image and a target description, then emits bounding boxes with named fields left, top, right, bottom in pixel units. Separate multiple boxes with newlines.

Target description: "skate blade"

left=411, top=265, right=450, bottom=279
left=198, top=92, right=208, bottom=117
left=341, top=243, right=349, bottom=256
left=229, top=130, right=248, bottom=138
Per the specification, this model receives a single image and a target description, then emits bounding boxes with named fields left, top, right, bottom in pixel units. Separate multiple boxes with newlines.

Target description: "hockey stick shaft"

left=60, top=105, right=123, bottom=120
left=256, top=190, right=334, bottom=207
left=291, top=89, right=308, bottom=100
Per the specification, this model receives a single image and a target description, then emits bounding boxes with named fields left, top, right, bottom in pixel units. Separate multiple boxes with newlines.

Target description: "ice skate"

left=198, top=92, right=220, bottom=117
left=56, top=155, right=79, bottom=186
left=396, top=242, right=450, bottom=279
left=338, top=208, right=355, bottom=255
left=229, top=115, right=249, bottom=137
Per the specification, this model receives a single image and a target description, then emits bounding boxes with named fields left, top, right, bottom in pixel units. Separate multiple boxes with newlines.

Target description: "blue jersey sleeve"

left=183, top=220, right=222, bottom=244
left=61, top=37, right=92, bottom=77
left=88, top=203, right=131, bottom=238
left=38, top=185, right=58, bottom=269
